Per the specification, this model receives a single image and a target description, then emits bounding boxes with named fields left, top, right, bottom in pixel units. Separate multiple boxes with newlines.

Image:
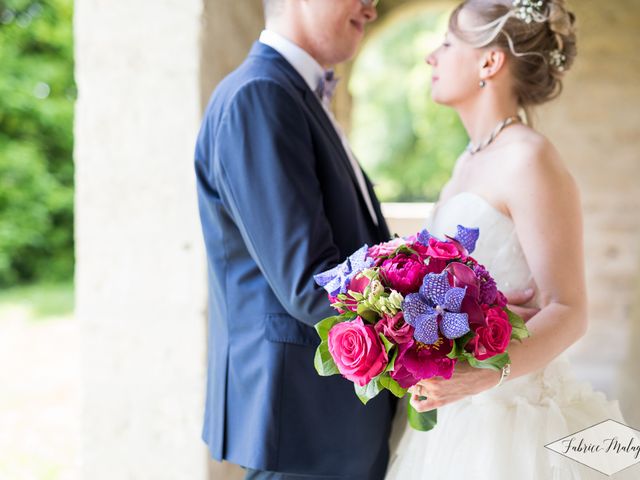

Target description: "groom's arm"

left=209, top=79, right=341, bottom=326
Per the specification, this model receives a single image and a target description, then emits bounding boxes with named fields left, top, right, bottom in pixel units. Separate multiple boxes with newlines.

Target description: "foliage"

left=0, top=0, right=75, bottom=286
left=0, top=280, right=73, bottom=321
left=350, top=7, right=468, bottom=202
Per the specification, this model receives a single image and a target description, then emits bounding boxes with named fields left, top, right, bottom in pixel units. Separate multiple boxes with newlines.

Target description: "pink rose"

left=374, top=312, right=414, bottom=344
left=467, top=307, right=512, bottom=360
left=368, top=238, right=407, bottom=260
left=391, top=337, right=456, bottom=388
left=379, top=254, right=429, bottom=295
left=328, top=317, right=388, bottom=386
left=426, top=238, right=461, bottom=260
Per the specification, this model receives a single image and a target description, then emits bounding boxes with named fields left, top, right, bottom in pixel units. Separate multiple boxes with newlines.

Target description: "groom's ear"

left=479, top=49, right=507, bottom=80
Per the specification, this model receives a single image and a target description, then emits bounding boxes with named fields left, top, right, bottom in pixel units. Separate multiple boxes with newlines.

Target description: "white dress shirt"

left=259, top=30, right=379, bottom=226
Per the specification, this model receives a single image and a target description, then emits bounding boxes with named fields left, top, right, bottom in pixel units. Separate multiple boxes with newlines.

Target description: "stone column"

left=75, top=1, right=208, bottom=478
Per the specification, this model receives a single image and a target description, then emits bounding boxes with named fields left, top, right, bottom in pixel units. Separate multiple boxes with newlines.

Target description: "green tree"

left=0, top=0, right=75, bottom=285
left=350, top=7, right=468, bottom=202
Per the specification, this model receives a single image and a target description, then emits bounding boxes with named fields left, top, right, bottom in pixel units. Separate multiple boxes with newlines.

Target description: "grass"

left=0, top=281, right=74, bottom=321
left=0, top=280, right=78, bottom=480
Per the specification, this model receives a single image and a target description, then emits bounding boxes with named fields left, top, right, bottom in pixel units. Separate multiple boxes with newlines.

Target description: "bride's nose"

left=426, top=51, right=437, bottom=66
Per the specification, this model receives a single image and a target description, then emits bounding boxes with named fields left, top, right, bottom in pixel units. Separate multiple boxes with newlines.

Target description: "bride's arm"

left=409, top=137, right=587, bottom=412
left=499, top=138, right=588, bottom=379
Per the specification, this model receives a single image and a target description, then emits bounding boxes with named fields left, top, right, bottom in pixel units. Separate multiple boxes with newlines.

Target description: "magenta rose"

left=374, top=312, right=414, bottom=344
left=391, top=337, right=456, bottom=388
left=407, top=240, right=430, bottom=260
left=426, top=237, right=461, bottom=260
left=466, top=307, right=512, bottom=360
left=328, top=317, right=388, bottom=386
left=379, top=254, right=429, bottom=295
left=328, top=273, right=370, bottom=313
left=348, top=272, right=370, bottom=295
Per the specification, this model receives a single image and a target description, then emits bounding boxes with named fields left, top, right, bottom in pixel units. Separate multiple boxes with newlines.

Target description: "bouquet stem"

left=407, top=402, right=437, bottom=431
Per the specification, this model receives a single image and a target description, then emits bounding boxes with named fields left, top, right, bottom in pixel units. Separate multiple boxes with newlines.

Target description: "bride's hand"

left=408, top=362, right=501, bottom=413
left=505, top=288, right=539, bottom=322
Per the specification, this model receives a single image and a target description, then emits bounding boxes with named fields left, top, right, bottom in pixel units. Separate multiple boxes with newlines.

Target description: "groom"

left=194, top=0, right=395, bottom=479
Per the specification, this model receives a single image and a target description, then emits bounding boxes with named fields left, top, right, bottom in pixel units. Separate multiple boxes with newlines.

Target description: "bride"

left=386, top=0, right=632, bottom=478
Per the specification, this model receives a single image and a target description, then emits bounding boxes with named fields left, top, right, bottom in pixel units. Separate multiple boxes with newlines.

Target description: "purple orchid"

left=403, top=271, right=470, bottom=345
left=452, top=225, right=479, bottom=254
left=417, top=229, right=432, bottom=245
left=314, top=245, right=374, bottom=296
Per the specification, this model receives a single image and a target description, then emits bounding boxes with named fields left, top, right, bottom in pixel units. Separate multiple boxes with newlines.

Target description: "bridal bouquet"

left=313, top=226, right=530, bottom=431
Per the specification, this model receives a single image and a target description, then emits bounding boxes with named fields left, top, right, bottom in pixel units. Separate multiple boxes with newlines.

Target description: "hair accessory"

left=512, top=0, right=545, bottom=24
left=549, top=48, right=567, bottom=71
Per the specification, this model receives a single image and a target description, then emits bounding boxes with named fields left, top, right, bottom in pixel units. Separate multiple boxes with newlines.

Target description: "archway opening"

left=349, top=3, right=467, bottom=202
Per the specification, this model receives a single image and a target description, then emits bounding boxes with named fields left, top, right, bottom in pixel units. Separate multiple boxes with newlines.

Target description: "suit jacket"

left=195, top=41, right=395, bottom=479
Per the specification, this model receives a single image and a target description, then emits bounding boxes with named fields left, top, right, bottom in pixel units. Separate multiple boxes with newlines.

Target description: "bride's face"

left=426, top=10, right=485, bottom=107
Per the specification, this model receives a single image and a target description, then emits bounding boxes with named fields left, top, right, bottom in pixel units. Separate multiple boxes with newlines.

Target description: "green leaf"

left=447, top=331, right=475, bottom=359
left=379, top=333, right=394, bottom=354
left=506, top=308, right=530, bottom=341
left=361, top=268, right=380, bottom=281
left=314, top=315, right=344, bottom=341
left=348, top=291, right=365, bottom=302
left=407, top=402, right=438, bottom=431
left=379, top=374, right=406, bottom=398
left=467, top=352, right=510, bottom=371
left=356, top=304, right=379, bottom=323
left=381, top=343, right=398, bottom=375
left=354, top=378, right=383, bottom=404
left=392, top=244, right=418, bottom=257
left=314, top=341, right=340, bottom=376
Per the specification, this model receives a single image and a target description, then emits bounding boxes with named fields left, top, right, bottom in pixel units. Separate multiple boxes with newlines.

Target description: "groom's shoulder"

left=211, top=48, right=299, bottom=103
left=204, top=54, right=302, bottom=120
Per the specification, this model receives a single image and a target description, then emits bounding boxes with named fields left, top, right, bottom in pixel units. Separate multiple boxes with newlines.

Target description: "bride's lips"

left=432, top=76, right=439, bottom=83
left=350, top=19, right=364, bottom=34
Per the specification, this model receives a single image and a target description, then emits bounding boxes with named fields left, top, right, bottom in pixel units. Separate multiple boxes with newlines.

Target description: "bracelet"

left=496, top=363, right=511, bottom=387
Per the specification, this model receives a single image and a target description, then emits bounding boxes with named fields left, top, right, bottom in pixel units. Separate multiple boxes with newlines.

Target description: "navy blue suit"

left=195, top=42, right=395, bottom=479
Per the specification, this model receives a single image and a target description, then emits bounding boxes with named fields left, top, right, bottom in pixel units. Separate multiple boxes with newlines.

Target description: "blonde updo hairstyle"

left=450, top=0, right=577, bottom=110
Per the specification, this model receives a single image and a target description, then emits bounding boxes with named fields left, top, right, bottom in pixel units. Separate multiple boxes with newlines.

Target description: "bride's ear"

left=479, top=49, right=507, bottom=81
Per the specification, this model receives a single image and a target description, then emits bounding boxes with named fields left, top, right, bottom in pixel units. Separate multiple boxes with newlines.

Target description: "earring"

left=479, top=80, right=486, bottom=88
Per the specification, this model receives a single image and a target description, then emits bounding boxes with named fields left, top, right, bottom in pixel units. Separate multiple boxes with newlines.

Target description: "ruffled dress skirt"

left=386, top=355, right=635, bottom=479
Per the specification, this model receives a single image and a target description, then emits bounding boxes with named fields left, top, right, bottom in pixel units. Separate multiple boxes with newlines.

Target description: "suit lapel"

left=250, top=42, right=379, bottom=229
left=301, top=90, right=363, bottom=191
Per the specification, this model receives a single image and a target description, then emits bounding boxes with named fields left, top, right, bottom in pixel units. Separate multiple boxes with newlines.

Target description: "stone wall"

left=535, top=0, right=640, bottom=422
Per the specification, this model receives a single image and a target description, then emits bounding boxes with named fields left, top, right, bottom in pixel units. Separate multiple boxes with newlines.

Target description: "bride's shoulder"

left=499, top=126, right=579, bottom=205
left=502, top=126, right=567, bottom=177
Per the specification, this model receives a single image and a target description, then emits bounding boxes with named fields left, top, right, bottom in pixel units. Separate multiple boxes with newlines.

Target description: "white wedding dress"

left=386, top=192, right=633, bottom=480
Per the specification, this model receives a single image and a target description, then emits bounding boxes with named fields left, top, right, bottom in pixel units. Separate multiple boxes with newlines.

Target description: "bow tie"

left=315, top=70, right=339, bottom=104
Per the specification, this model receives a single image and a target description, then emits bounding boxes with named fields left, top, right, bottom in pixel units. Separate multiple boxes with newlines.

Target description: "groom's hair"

left=262, top=0, right=284, bottom=20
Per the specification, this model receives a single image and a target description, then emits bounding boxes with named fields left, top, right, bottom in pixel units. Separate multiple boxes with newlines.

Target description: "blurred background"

left=0, top=0, right=638, bottom=479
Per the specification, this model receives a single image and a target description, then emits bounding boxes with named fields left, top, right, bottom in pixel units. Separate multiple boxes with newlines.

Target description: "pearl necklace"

left=466, top=115, right=522, bottom=155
